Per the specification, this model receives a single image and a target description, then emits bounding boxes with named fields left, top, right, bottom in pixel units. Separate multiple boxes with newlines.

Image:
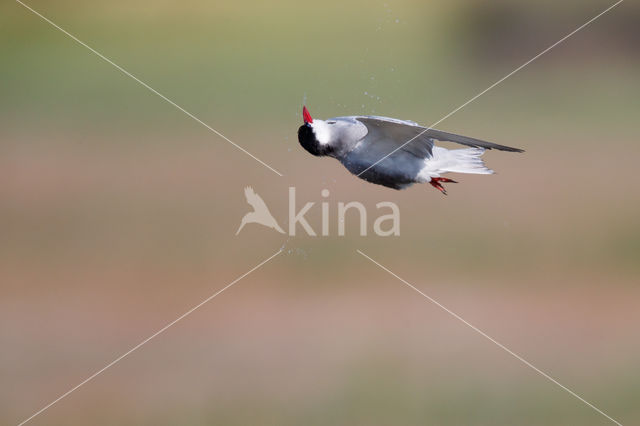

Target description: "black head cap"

left=298, top=124, right=334, bottom=157
left=298, top=106, right=333, bottom=157
left=298, top=124, right=323, bottom=156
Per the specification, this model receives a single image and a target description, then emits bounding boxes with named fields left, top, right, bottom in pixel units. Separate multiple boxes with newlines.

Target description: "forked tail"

left=424, top=147, right=495, bottom=195
left=437, top=147, right=494, bottom=175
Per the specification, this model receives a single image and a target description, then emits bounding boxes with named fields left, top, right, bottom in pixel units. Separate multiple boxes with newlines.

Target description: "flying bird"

left=236, top=186, right=285, bottom=235
left=297, top=106, right=523, bottom=194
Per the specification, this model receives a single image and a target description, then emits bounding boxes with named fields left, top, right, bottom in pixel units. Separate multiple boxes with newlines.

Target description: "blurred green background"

left=1, top=0, right=639, bottom=425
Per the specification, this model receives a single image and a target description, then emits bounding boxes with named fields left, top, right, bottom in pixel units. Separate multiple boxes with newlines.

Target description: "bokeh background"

left=1, top=0, right=639, bottom=424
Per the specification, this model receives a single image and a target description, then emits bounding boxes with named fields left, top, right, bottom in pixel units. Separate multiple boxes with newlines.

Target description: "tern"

left=297, top=106, right=523, bottom=194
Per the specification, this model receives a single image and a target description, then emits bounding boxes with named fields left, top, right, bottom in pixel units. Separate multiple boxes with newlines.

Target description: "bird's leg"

left=429, top=177, right=457, bottom=195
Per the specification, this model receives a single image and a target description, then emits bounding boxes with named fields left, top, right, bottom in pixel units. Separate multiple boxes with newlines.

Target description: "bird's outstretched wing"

left=418, top=127, right=524, bottom=152
left=356, top=117, right=434, bottom=159
left=356, top=116, right=523, bottom=155
left=244, top=186, right=270, bottom=211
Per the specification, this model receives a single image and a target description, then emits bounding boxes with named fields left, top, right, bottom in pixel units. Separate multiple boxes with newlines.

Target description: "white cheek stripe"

left=312, top=121, right=331, bottom=145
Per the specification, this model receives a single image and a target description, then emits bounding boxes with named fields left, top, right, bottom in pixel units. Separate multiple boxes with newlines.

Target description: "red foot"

left=429, top=177, right=457, bottom=195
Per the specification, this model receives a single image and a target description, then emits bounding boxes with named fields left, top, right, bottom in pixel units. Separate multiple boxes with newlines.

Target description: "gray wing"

left=355, top=116, right=523, bottom=154
left=419, top=128, right=524, bottom=152
left=355, top=117, right=434, bottom=159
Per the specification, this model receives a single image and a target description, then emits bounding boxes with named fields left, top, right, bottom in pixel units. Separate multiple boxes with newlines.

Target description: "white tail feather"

left=420, top=147, right=493, bottom=180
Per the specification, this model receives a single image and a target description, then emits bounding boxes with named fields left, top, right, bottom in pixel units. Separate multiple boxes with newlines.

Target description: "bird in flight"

left=297, top=106, right=523, bottom=194
left=236, top=187, right=285, bottom=235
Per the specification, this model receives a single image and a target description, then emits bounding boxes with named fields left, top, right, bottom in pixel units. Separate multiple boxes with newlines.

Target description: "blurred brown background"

left=1, top=0, right=639, bottom=425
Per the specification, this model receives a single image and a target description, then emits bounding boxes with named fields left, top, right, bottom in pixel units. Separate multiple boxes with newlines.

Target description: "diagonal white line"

left=15, top=248, right=283, bottom=426
left=356, top=249, right=623, bottom=426
left=14, top=0, right=283, bottom=177
left=357, top=0, right=624, bottom=177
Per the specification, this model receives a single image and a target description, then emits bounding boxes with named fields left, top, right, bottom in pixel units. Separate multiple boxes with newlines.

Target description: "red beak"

left=302, top=106, right=313, bottom=124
